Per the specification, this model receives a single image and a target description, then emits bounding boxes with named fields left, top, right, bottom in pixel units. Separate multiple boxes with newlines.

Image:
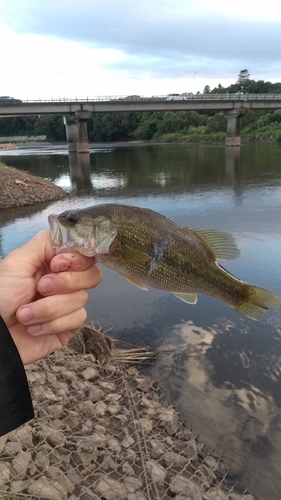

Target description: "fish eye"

left=67, top=213, right=77, bottom=224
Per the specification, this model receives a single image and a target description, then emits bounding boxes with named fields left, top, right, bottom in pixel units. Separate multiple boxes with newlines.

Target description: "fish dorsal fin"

left=116, top=249, right=151, bottom=263
left=172, top=292, right=198, bottom=304
left=124, top=276, right=149, bottom=291
left=193, top=229, right=240, bottom=260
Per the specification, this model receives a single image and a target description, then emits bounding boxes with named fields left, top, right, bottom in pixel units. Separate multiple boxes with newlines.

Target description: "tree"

left=237, top=69, right=250, bottom=83
left=203, top=85, right=211, bottom=94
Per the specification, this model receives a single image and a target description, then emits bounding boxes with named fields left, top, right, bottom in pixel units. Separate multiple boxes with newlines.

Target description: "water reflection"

left=148, top=316, right=281, bottom=499
left=1, top=143, right=280, bottom=200
left=68, top=151, right=92, bottom=193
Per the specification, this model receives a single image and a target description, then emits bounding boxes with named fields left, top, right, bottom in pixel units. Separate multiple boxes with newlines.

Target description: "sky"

left=0, top=0, right=280, bottom=100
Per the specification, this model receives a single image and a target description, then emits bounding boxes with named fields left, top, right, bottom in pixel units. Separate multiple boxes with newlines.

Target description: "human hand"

left=0, top=231, right=102, bottom=364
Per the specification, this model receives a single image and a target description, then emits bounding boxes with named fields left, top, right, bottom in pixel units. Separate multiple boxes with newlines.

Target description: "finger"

left=50, top=253, right=97, bottom=273
left=24, top=308, right=88, bottom=337
left=16, top=290, right=88, bottom=327
left=38, top=264, right=102, bottom=296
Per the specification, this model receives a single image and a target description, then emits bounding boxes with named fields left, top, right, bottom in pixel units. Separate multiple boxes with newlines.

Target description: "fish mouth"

left=48, top=214, right=71, bottom=253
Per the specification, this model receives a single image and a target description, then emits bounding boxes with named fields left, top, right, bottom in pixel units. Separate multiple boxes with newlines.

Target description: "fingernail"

left=39, top=277, right=54, bottom=293
left=27, top=324, right=42, bottom=335
left=18, top=306, right=33, bottom=323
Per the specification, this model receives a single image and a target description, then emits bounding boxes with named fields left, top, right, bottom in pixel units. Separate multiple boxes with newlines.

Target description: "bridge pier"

left=224, top=110, right=245, bottom=147
left=64, top=112, right=91, bottom=153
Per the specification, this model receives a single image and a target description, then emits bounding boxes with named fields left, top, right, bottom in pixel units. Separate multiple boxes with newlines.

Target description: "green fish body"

left=48, top=204, right=281, bottom=319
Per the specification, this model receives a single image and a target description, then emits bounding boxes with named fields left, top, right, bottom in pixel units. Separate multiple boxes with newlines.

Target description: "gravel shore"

left=0, top=328, right=255, bottom=500
left=0, top=164, right=67, bottom=209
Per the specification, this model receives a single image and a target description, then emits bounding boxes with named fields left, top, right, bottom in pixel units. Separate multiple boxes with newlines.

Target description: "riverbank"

left=0, top=326, right=254, bottom=500
left=0, top=143, right=18, bottom=150
left=0, top=164, right=67, bottom=209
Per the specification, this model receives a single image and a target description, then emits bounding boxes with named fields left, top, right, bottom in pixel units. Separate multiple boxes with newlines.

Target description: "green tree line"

left=1, top=71, right=281, bottom=143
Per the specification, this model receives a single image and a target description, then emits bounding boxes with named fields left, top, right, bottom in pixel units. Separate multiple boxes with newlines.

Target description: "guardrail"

left=18, top=94, right=281, bottom=104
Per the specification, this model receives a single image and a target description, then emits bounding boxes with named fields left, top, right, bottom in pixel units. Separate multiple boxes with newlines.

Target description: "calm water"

left=1, top=142, right=281, bottom=498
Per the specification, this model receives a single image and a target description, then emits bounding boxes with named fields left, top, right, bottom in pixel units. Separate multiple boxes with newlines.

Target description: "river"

left=1, top=142, right=281, bottom=499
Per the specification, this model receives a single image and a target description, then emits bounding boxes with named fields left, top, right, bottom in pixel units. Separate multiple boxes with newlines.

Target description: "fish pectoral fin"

left=124, top=276, right=149, bottom=291
left=116, top=249, right=151, bottom=263
left=193, top=229, right=240, bottom=260
left=172, top=292, right=198, bottom=304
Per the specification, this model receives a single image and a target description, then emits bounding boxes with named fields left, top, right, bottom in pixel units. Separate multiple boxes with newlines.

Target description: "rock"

left=203, top=487, right=228, bottom=499
left=159, top=407, right=179, bottom=435
left=98, top=380, right=116, bottom=391
left=88, top=386, right=103, bottom=402
left=228, top=493, right=255, bottom=500
left=0, top=462, right=11, bottom=485
left=96, top=474, right=127, bottom=500
left=81, top=367, right=99, bottom=380
left=93, top=400, right=107, bottom=416
left=163, top=451, right=190, bottom=467
left=46, top=466, right=73, bottom=494
left=150, top=438, right=167, bottom=458
left=36, top=447, right=51, bottom=469
left=28, top=475, right=68, bottom=499
left=38, top=424, right=65, bottom=446
left=10, top=479, right=29, bottom=494
left=79, top=486, right=101, bottom=499
left=4, top=441, right=23, bottom=454
left=122, top=461, right=135, bottom=476
left=124, top=475, right=143, bottom=493
left=75, top=434, right=107, bottom=450
left=107, top=402, right=121, bottom=415
left=11, top=451, right=32, bottom=479
left=7, top=426, right=34, bottom=448
left=0, top=435, right=7, bottom=453
left=107, top=437, right=122, bottom=453
left=134, top=417, right=153, bottom=433
left=170, top=475, right=202, bottom=498
left=121, top=435, right=135, bottom=448
left=77, top=400, right=97, bottom=417
left=127, top=493, right=148, bottom=500
left=146, top=459, right=167, bottom=484
left=135, top=376, right=154, bottom=392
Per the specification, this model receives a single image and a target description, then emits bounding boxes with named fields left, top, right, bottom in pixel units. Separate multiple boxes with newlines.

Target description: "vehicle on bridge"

left=0, top=96, right=22, bottom=105
left=166, top=93, right=186, bottom=100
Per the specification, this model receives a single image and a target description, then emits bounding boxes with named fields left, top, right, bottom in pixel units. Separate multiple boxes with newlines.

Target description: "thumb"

left=5, top=231, right=56, bottom=276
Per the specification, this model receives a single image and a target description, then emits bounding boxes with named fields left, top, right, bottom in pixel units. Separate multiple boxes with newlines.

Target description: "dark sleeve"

left=0, top=316, right=34, bottom=436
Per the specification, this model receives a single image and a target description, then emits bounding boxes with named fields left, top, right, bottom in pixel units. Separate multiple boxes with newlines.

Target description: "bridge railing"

left=20, top=94, right=281, bottom=104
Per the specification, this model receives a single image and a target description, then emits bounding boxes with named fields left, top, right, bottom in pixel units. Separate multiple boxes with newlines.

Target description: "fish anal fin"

left=172, top=292, right=198, bottom=304
left=124, top=276, right=149, bottom=291
left=193, top=229, right=240, bottom=260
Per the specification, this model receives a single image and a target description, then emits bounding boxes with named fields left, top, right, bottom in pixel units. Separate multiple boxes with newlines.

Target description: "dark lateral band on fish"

left=48, top=203, right=281, bottom=320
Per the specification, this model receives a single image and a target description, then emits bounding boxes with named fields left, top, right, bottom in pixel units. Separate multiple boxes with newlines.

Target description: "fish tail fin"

left=233, top=285, right=281, bottom=320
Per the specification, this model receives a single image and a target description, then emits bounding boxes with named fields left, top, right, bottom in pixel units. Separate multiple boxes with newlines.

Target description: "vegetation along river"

left=1, top=142, right=281, bottom=500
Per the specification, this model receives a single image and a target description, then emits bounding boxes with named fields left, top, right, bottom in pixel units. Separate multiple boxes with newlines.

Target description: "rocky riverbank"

left=0, top=327, right=254, bottom=500
left=0, top=164, right=67, bottom=209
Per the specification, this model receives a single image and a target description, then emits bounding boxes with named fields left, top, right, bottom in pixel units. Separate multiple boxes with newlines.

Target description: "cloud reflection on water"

left=149, top=317, right=281, bottom=499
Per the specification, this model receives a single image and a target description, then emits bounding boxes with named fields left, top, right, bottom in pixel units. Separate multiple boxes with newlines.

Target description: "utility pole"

left=193, top=72, right=198, bottom=94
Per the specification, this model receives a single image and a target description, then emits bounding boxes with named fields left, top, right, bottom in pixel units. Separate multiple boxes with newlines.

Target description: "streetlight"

left=193, top=71, right=198, bottom=94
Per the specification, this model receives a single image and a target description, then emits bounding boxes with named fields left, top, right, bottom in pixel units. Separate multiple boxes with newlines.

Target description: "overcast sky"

left=0, top=0, right=280, bottom=100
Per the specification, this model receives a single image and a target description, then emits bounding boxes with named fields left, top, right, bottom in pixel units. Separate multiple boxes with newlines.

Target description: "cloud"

left=0, top=0, right=280, bottom=98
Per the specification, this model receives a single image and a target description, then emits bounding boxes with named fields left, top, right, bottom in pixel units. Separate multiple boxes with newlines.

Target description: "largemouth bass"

left=48, top=204, right=281, bottom=320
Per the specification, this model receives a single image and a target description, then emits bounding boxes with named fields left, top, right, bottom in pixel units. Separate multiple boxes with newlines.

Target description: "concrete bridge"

left=1, top=94, right=280, bottom=148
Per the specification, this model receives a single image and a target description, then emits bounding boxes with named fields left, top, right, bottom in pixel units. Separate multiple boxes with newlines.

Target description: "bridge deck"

left=0, top=94, right=281, bottom=116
